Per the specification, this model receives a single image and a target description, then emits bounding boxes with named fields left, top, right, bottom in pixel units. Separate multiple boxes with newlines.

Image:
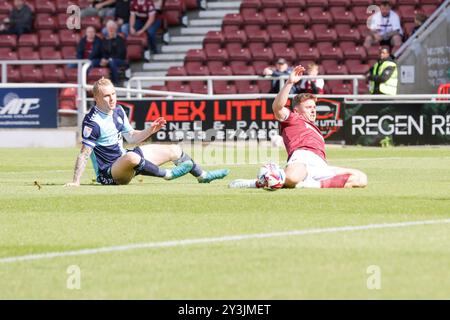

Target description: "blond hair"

left=293, top=93, right=317, bottom=107
left=93, top=77, right=113, bottom=97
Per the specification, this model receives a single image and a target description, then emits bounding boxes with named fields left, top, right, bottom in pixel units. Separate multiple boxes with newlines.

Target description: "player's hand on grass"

left=150, top=117, right=167, bottom=135
left=64, top=182, right=80, bottom=187
left=287, top=65, right=306, bottom=84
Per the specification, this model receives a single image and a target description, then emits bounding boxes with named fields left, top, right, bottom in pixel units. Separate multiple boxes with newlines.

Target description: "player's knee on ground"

left=284, top=164, right=307, bottom=188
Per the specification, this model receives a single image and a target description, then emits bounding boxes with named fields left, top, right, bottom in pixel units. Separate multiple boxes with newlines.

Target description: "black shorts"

left=96, top=147, right=144, bottom=185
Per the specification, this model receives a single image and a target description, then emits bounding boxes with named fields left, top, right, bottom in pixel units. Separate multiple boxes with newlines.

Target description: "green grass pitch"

left=0, top=146, right=449, bottom=299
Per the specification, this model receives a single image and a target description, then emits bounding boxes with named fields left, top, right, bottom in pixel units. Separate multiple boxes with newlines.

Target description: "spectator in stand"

left=75, top=26, right=103, bottom=69
left=263, top=58, right=294, bottom=94
left=367, top=47, right=398, bottom=95
left=293, top=63, right=325, bottom=94
left=102, top=0, right=131, bottom=37
left=81, top=0, right=117, bottom=18
left=410, top=12, right=427, bottom=36
left=0, top=0, right=33, bottom=36
left=101, top=20, right=127, bottom=86
left=364, top=1, right=403, bottom=50
left=127, top=0, right=162, bottom=54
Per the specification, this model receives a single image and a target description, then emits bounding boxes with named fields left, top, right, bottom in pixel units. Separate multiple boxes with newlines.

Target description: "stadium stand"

left=155, top=0, right=443, bottom=94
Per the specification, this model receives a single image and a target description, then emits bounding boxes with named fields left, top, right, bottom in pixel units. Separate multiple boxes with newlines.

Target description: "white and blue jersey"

left=81, top=105, right=133, bottom=179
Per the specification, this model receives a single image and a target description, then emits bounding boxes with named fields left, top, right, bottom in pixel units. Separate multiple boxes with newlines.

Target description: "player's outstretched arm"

left=65, top=144, right=93, bottom=187
left=272, top=65, right=305, bottom=121
left=123, top=117, right=167, bottom=144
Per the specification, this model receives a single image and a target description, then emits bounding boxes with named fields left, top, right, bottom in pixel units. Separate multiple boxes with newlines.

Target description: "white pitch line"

left=1, top=219, right=450, bottom=264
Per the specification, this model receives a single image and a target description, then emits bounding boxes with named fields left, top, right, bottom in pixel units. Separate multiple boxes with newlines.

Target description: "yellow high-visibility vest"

left=369, top=60, right=398, bottom=95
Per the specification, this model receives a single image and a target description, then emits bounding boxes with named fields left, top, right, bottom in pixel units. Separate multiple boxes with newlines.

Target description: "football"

left=257, top=163, right=286, bottom=191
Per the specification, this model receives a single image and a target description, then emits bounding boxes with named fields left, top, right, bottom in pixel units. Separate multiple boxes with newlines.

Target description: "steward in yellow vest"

left=368, top=47, right=398, bottom=95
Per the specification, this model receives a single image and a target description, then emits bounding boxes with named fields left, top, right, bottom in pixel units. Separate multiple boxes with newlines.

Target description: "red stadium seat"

left=185, top=49, right=206, bottom=62
left=244, top=25, right=269, bottom=43
left=340, top=42, right=367, bottom=60
left=166, top=81, right=191, bottom=93
left=126, top=45, right=142, bottom=61
left=311, top=24, right=337, bottom=42
left=305, top=0, right=329, bottom=7
left=317, top=43, right=343, bottom=61
left=352, top=6, right=371, bottom=24
left=421, top=5, right=439, bottom=17
left=184, top=61, right=203, bottom=70
left=293, top=43, right=320, bottom=61
left=56, top=0, right=78, bottom=13
left=213, top=81, right=237, bottom=94
left=267, top=25, right=292, bottom=43
left=335, top=24, right=361, bottom=42
left=162, top=10, right=182, bottom=26
left=271, top=43, right=297, bottom=62
left=186, top=64, right=210, bottom=76
left=207, top=62, right=233, bottom=75
left=18, top=47, right=40, bottom=60
left=81, top=16, right=102, bottom=31
left=64, top=65, right=78, bottom=82
left=306, top=8, right=333, bottom=25
left=261, top=0, right=283, bottom=8
left=18, top=34, right=39, bottom=47
left=204, top=31, right=224, bottom=46
left=330, top=0, right=351, bottom=7
left=127, top=34, right=148, bottom=47
left=20, top=65, right=43, bottom=82
left=252, top=61, right=271, bottom=74
left=345, top=60, right=370, bottom=74
left=321, top=60, right=349, bottom=75
left=0, top=1, right=12, bottom=14
left=166, top=66, right=187, bottom=76
left=205, top=47, right=229, bottom=61
left=236, top=80, right=260, bottom=94
left=329, top=7, right=356, bottom=25
left=190, top=81, right=208, bottom=94
left=204, top=42, right=221, bottom=51
left=163, top=0, right=186, bottom=11
left=227, top=46, right=252, bottom=62
left=39, top=30, right=60, bottom=47
left=185, top=0, right=199, bottom=10
left=0, top=34, right=17, bottom=47
left=251, top=46, right=274, bottom=61
left=146, top=85, right=168, bottom=97
left=224, top=29, right=248, bottom=44
left=398, top=6, right=416, bottom=23
left=330, top=83, right=352, bottom=94
left=241, top=11, right=266, bottom=25
left=39, top=47, right=62, bottom=60
left=43, top=65, right=65, bottom=82
left=87, top=67, right=110, bottom=83
left=350, top=0, right=372, bottom=5
left=223, top=13, right=243, bottom=27
left=286, top=8, right=311, bottom=26
left=283, top=0, right=306, bottom=8
left=0, top=48, right=18, bottom=60
left=289, top=25, right=315, bottom=43
left=35, top=0, right=56, bottom=14
left=61, top=46, right=77, bottom=59
left=366, top=45, right=381, bottom=59
left=6, top=66, right=22, bottom=82
left=263, top=9, right=287, bottom=25
left=240, top=0, right=262, bottom=10
left=34, top=14, right=56, bottom=30
left=231, top=64, right=255, bottom=75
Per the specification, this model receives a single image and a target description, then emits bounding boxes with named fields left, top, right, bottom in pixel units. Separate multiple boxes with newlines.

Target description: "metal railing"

left=0, top=59, right=91, bottom=129
left=126, top=74, right=366, bottom=99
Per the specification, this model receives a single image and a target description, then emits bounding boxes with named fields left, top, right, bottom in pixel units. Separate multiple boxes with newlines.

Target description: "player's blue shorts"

left=96, top=147, right=144, bottom=185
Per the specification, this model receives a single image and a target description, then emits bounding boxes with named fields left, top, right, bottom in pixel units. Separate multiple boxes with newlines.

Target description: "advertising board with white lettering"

left=0, top=88, right=58, bottom=128
left=118, top=98, right=345, bottom=142
left=344, top=102, right=450, bottom=145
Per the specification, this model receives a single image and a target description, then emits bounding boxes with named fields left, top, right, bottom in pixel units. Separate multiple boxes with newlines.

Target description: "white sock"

left=164, top=170, right=173, bottom=180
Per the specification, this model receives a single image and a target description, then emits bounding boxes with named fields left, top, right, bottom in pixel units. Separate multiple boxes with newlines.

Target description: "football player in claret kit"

left=230, top=65, right=368, bottom=189
left=65, top=78, right=229, bottom=186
